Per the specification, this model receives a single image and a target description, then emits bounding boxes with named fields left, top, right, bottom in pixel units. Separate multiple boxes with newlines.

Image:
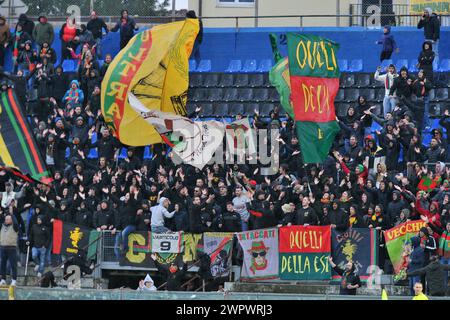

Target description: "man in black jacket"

left=407, top=255, right=450, bottom=296
left=417, top=8, right=440, bottom=58
left=89, top=127, right=121, bottom=162
left=86, top=11, right=109, bottom=59
left=151, top=253, right=187, bottom=291
left=294, top=197, right=319, bottom=226
left=328, top=256, right=361, bottom=295
left=28, top=215, right=50, bottom=277
left=219, top=202, right=241, bottom=232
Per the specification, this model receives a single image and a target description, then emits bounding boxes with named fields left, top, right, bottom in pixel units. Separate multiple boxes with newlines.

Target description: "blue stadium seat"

left=242, top=59, right=257, bottom=73
left=438, top=59, right=450, bottom=72
left=370, top=121, right=382, bottom=133
left=118, top=147, right=127, bottom=159
left=143, top=146, right=153, bottom=160
left=422, top=132, right=432, bottom=146
left=348, top=59, right=363, bottom=72
left=226, top=60, right=242, bottom=73
left=87, top=148, right=98, bottom=159
left=395, top=59, right=408, bottom=71
left=338, top=59, right=348, bottom=72
left=257, top=59, right=273, bottom=72
left=409, top=59, right=419, bottom=72
left=62, top=60, right=76, bottom=72
left=196, top=60, right=211, bottom=72
left=189, top=59, right=197, bottom=72
left=65, top=147, right=70, bottom=159
left=380, top=59, right=393, bottom=71
left=97, top=60, right=104, bottom=68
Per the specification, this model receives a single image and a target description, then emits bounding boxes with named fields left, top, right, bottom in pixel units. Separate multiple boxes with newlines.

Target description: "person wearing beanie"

left=418, top=7, right=440, bottom=58
left=32, top=15, right=54, bottom=53
left=375, top=25, right=399, bottom=62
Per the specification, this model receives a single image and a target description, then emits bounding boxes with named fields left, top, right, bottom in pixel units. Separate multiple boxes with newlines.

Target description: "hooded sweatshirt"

left=150, top=197, right=175, bottom=228
left=377, top=25, right=397, bottom=52
left=418, top=41, right=435, bottom=81
left=137, top=274, right=157, bottom=291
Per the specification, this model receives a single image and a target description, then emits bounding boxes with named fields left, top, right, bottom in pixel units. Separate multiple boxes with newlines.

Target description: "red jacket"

left=340, top=161, right=369, bottom=184
left=415, top=199, right=442, bottom=228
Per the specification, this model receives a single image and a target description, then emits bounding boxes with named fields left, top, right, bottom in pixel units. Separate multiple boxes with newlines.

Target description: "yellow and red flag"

left=101, top=19, right=199, bottom=146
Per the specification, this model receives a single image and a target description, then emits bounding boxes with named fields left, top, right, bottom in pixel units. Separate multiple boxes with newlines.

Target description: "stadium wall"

left=3, top=26, right=449, bottom=73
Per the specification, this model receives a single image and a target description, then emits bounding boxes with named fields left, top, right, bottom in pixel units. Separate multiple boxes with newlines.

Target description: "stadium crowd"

left=0, top=9, right=448, bottom=295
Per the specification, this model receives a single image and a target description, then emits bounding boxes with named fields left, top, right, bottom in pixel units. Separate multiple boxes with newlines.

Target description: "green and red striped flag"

left=417, top=176, right=441, bottom=192
left=286, top=33, right=340, bottom=163
left=0, top=88, right=51, bottom=183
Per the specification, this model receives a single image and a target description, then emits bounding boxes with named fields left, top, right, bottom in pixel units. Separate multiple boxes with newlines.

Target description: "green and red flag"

left=286, top=33, right=340, bottom=163
left=0, top=88, right=51, bottom=183
left=52, top=220, right=101, bottom=259
left=279, top=225, right=331, bottom=280
left=384, top=220, right=427, bottom=281
left=417, top=176, right=441, bottom=192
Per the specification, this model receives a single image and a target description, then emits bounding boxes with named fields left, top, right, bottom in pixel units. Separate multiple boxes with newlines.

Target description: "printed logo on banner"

left=331, top=228, right=379, bottom=282
left=237, top=228, right=279, bottom=281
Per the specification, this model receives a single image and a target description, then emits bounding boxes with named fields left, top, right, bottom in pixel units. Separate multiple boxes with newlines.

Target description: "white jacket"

left=374, top=70, right=398, bottom=97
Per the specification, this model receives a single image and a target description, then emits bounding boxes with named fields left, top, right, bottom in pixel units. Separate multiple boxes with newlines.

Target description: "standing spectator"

left=417, top=41, right=435, bottom=83
left=100, top=53, right=112, bottom=80
left=51, top=66, right=69, bottom=104
left=412, top=69, right=432, bottom=131
left=328, top=257, right=361, bottom=295
left=232, top=186, right=251, bottom=231
left=32, top=15, right=54, bottom=55
left=87, top=11, right=109, bottom=59
left=17, top=40, right=37, bottom=78
left=0, top=16, right=11, bottom=67
left=11, top=23, right=31, bottom=73
left=417, top=8, right=440, bottom=59
left=407, top=255, right=450, bottom=296
left=28, top=215, right=50, bottom=277
left=428, top=221, right=450, bottom=287
left=0, top=215, right=19, bottom=286
left=150, top=197, right=175, bottom=233
left=17, top=14, right=34, bottom=39
left=37, top=41, right=57, bottom=64
left=77, top=24, right=95, bottom=48
left=375, top=25, right=399, bottom=62
left=59, top=16, right=79, bottom=61
left=374, top=64, right=397, bottom=118
left=111, top=10, right=138, bottom=49
left=150, top=253, right=187, bottom=291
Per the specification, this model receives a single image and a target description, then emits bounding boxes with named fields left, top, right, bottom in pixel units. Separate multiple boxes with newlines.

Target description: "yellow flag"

left=101, top=19, right=199, bottom=146
left=381, top=289, right=388, bottom=300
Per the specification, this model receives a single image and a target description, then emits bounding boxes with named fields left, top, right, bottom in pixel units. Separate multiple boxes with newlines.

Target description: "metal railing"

left=5, top=13, right=450, bottom=28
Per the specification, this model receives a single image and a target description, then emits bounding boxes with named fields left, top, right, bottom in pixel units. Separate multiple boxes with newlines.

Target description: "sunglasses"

left=252, top=251, right=266, bottom=258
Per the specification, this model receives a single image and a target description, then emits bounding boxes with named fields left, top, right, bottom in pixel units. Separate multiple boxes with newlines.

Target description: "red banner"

left=279, top=225, right=331, bottom=253
left=290, top=76, right=339, bottom=123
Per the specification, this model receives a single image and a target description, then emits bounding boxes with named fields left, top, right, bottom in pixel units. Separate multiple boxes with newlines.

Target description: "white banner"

left=151, top=232, right=183, bottom=253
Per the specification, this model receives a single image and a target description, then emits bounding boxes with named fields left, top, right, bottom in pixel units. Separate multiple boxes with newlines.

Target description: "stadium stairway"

left=1, top=265, right=108, bottom=289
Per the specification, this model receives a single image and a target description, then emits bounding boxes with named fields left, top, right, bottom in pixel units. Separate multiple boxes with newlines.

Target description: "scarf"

left=349, top=216, right=357, bottom=226
left=68, top=89, right=79, bottom=100
left=438, top=231, right=450, bottom=258
left=13, top=31, right=22, bottom=58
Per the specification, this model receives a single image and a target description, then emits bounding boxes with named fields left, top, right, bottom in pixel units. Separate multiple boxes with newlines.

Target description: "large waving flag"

left=286, top=33, right=340, bottom=163
left=0, top=88, right=51, bottom=183
left=269, top=57, right=294, bottom=119
left=128, top=93, right=225, bottom=169
left=101, top=19, right=199, bottom=146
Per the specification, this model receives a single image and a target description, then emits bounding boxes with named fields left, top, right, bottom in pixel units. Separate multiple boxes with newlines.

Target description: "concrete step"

left=225, top=282, right=410, bottom=296
left=16, top=266, right=94, bottom=278
left=3, top=276, right=98, bottom=289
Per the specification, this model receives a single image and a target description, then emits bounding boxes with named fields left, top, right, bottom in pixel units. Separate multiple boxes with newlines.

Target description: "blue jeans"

left=441, top=257, right=450, bottom=287
left=425, top=39, right=439, bottom=60
left=241, top=220, right=249, bottom=232
left=114, top=225, right=137, bottom=260
left=0, top=247, right=18, bottom=281
left=151, top=225, right=170, bottom=233
left=32, top=247, right=46, bottom=274
left=383, top=96, right=396, bottom=117
left=409, top=275, right=421, bottom=296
